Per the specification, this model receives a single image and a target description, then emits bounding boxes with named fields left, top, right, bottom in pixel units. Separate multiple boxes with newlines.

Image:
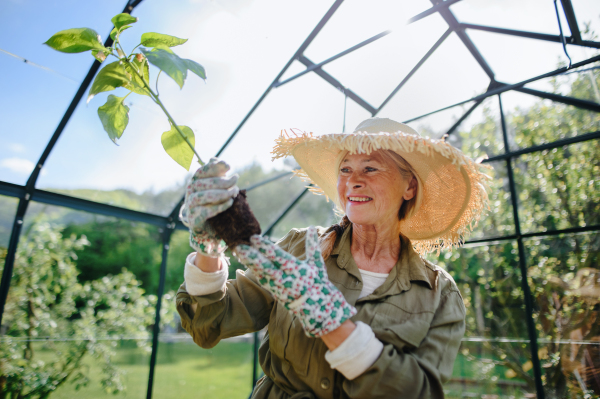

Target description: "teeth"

left=349, top=197, right=372, bottom=202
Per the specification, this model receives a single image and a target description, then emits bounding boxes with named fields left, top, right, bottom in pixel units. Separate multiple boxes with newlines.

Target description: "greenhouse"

left=0, top=0, right=599, bottom=398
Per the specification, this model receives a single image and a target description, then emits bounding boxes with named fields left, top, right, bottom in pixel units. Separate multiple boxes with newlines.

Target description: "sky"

left=0, top=0, right=599, bottom=200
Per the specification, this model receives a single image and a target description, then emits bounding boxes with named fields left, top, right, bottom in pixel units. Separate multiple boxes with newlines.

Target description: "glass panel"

left=502, top=90, right=600, bottom=152
left=449, top=96, right=505, bottom=159
left=152, top=335, right=254, bottom=398
left=316, top=14, right=449, bottom=107
left=524, top=62, right=600, bottom=104
left=525, top=232, right=600, bottom=398
left=409, top=102, right=475, bottom=140
left=378, top=32, right=491, bottom=122
left=304, top=0, right=432, bottom=63
left=469, top=161, right=515, bottom=240
left=452, top=0, right=568, bottom=36
left=514, top=141, right=599, bottom=234
left=0, top=0, right=126, bottom=186
left=218, top=71, right=350, bottom=174
left=155, top=227, right=254, bottom=398
left=0, top=195, right=18, bottom=253
left=467, top=30, right=585, bottom=84
left=449, top=340, right=536, bottom=398
left=269, top=189, right=337, bottom=241
left=1, top=203, right=161, bottom=397
left=429, top=241, right=527, bottom=339
left=32, top=0, right=330, bottom=216
left=572, top=0, right=600, bottom=42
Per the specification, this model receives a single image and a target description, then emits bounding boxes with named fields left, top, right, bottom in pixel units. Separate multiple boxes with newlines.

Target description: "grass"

left=28, top=338, right=537, bottom=399
left=38, top=339, right=254, bottom=399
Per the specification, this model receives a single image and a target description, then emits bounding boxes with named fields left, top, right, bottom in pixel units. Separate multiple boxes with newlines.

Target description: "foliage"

left=0, top=223, right=172, bottom=398
left=429, top=66, right=600, bottom=398
left=45, top=13, right=207, bottom=169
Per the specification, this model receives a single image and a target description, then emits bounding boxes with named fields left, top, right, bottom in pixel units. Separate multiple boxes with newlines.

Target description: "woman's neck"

left=350, top=222, right=401, bottom=274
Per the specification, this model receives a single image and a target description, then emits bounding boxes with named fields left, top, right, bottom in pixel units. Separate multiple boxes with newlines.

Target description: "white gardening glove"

left=235, top=227, right=357, bottom=337
left=180, top=158, right=239, bottom=257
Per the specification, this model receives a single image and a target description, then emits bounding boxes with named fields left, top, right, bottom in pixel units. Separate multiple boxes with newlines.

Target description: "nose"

left=348, top=171, right=364, bottom=189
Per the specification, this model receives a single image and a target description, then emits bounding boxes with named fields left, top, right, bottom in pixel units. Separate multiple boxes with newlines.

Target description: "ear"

left=403, top=177, right=417, bottom=201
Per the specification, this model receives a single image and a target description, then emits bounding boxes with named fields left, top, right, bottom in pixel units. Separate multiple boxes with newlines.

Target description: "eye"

left=365, top=166, right=377, bottom=172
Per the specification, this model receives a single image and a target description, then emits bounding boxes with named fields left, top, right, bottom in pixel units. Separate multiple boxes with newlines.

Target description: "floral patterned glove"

left=180, top=157, right=239, bottom=257
left=235, top=226, right=356, bottom=337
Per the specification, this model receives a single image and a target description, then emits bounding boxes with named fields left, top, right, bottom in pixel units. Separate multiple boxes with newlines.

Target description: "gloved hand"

left=180, top=158, right=239, bottom=257
left=235, top=226, right=356, bottom=337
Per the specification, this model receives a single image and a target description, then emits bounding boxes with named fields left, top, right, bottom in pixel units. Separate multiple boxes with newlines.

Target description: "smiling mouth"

left=348, top=196, right=373, bottom=202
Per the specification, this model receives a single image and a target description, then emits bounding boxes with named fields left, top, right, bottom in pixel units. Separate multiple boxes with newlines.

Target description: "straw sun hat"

left=272, top=117, right=491, bottom=254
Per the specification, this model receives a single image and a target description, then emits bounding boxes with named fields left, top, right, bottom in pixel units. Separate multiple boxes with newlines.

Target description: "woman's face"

left=336, top=151, right=415, bottom=228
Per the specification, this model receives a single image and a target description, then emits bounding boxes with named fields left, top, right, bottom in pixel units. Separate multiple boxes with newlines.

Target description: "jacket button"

left=320, top=378, right=331, bottom=390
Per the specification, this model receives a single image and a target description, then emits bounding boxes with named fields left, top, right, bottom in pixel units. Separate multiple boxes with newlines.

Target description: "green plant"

left=44, top=13, right=206, bottom=170
left=0, top=223, right=174, bottom=398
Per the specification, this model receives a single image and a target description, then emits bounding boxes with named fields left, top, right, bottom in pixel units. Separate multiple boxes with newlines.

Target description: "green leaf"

left=161, top=125, right=195, bottom=170
left=88, top=61, right=130, bottom=102
left=91, top=50, right=107, bottom=63
left=111, top=13, right=138, bottom=30
left=97, top=95, right=130, bottom=143
left=123, top=56, right=151, bottom=96
left=140, top=32, right=187, bottom=48
left=182, top=59, right=206, bottom=80
left=141, top=47, right=187, bottom=89
left=110, top=25, right=132, bottom=41
left=44, top=28, right=106, bottom=53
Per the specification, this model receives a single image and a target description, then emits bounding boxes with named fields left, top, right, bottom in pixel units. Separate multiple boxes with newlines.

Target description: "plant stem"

left=120, top=46, right=204, bottom=165
left=155, top=70, right=162, bottom=97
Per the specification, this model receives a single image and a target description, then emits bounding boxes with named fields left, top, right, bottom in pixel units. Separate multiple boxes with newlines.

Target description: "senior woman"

left=176, top=118, right=490, bottom=398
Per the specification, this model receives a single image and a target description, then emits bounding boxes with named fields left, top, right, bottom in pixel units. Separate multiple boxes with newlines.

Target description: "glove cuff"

left=190, top=231, right=226, bottom=258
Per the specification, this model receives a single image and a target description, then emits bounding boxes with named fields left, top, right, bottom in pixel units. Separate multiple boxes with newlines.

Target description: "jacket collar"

left=330, top=225, right=437, bottom=298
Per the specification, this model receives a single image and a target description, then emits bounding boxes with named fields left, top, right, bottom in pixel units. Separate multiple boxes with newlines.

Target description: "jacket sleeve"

left=175, top=230, right=300, bottom=349
left=342, top=286, right=466, bottom=399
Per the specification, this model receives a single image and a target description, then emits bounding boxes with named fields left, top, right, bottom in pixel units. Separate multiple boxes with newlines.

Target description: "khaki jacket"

left=176, top=226, right=466, bottom=399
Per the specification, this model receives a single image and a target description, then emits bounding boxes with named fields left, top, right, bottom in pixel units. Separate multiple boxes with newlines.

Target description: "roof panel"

left=303, top=0, right=433, bottom=63
left=377, top=31, right=491, bottom=122
left=467, top=30, right=584, bottom=84
left=408, top=102, right=477, bottom=140
left=317, top=14, right=449, bottom=108
left=451, top=0, right=567, bottom=36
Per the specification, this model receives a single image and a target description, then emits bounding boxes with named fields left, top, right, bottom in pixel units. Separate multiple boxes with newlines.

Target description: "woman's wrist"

left=320, top=320, right=356, bottom=350
left=194, top=251, right=223, bottom=273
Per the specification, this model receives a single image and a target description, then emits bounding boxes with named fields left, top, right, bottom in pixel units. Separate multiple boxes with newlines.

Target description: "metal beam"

left=213, top=0, right=345, bottom=158
left=146, top=226, right=175, bottom=399
left=485, top=129, right=600, bottom=163
left=513, top=86, right=600, bottom=113
left=0, top=0, right=144, bottom=331
left=431, top=0, right=495, bottom=79
left=465, top=224, right=600, bottom=246
left=460, top=23, right=600, bottom=49
left=403, top=54, right=600, bottom=124
left=498, top=94, right=545, bottom=399
left=297, top=55, right=377, bottom=115
left=376, top=28, right=452, bottom=114
left=0, top=182, right=169, bottom=228
left=559, top=0, right=582, bottom=44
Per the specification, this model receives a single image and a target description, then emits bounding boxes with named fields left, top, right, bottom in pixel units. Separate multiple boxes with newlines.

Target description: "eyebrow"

left=341, top=158, right=375, bottom=163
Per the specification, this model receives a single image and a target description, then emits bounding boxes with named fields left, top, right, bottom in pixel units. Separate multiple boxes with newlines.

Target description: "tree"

left=431, top=66, right=600, bottom=398
left=0, top=223, right=170, bottom=398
